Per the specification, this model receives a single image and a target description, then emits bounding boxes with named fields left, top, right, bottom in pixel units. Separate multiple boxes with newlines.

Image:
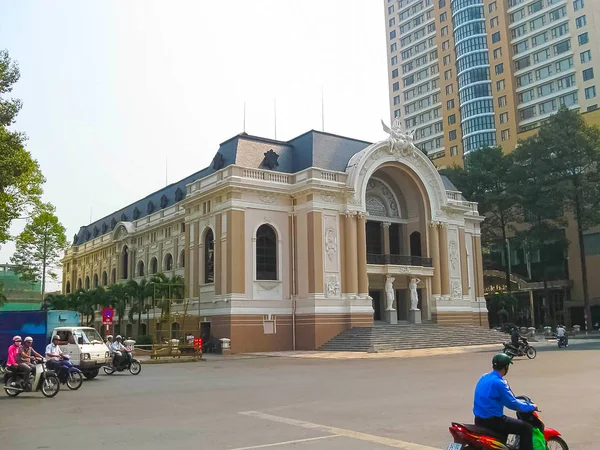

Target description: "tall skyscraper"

left=385, top=0, right=600, bottom=166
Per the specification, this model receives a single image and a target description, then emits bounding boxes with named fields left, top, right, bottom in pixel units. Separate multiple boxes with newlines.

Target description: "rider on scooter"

left=45, top=335, right=64, bottom=371
left=111, top=335, right=128, bottom=368
left=16, top=336, right=42, bottom=388
left=473, top=353, right=537, bottom=450
left=556, top=325, right=568, bottom=347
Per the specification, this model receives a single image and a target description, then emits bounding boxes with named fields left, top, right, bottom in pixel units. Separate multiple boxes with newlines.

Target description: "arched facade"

left=61, top=128, right=485, bottom=354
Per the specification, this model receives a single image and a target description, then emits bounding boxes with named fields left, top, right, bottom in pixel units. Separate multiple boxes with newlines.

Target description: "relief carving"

left=326, top=275, right=340, bottom=298
left=324, top=227, right=337, bottom=261
left=259, top=193, right=276, bottom=204
left=451, top=280, right=462, bottom=299
left=449, top=240, right=459, bottom=270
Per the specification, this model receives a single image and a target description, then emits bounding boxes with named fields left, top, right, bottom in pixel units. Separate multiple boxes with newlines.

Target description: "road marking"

left=228, top=435, right=341, bottom=449
left=239, top=411, right=441, bottom=450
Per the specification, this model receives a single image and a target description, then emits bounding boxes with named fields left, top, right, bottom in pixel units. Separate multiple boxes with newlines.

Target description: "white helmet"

left=24, top=336, right=33, bottom=343
left=115, top=335, right=122, bottom=340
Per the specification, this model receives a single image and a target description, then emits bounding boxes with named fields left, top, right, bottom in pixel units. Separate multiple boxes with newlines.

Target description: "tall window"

left=204, top=229, right=214, bottom=283
left=138, top=261, right=145, bottom=277
left=66, top=281, right=71, bottom=294
left=111, top=269, right=116, bottom=284
left=102, top=271, right=108, bottom=286
left=164, top=253, right=173, bottom=271
left=256, top=225, right=277, bottom=281
left=150, top=257, right=158, bottom=275
left=85, top=276, right=90, bottom=290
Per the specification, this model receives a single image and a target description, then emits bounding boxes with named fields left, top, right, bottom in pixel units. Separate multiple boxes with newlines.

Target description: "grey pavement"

left=1, top=340, right=599, bottom=450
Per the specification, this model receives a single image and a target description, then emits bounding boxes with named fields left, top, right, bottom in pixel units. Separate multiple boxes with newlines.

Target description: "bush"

left=135, top=335, right=153, bottom=346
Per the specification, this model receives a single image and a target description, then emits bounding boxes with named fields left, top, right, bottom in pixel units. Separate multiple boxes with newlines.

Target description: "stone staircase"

left=319, top=323, right=505, bottom=352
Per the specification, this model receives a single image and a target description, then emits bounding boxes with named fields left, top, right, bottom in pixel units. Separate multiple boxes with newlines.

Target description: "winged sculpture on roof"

left=381, top=117, right=416, bottom=157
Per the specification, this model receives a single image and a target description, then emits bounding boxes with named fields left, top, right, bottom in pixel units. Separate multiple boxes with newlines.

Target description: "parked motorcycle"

left=53, top=355, right=83, bottom=390
left=446, top=396, right=568, bottom=449
left=103, top=349, right=141, bottom=376
left=503, top=337, right=536, bottom=359
left=3, top=359, right=60, bottom=398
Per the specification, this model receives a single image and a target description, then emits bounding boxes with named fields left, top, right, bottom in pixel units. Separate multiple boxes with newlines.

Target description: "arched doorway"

left=93, top=273, right=99, bottom=288
left=410, top=231, right=422, bottom=258
left=164, top=253, right=173, bottom=272
left=138, top=261, right=145, bottom=277
left=111, top=268, right=116, bottom=284
left=140, top=323, right=147, bottom=336
left=126, top=323, right=133, bottom=338
left=102, top=271, right=108, bottom=286
left=66, top=281, right=71, bottom=294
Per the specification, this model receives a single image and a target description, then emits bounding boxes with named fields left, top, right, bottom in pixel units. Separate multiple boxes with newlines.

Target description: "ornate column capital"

left=382, top=221, right=391, bottom=228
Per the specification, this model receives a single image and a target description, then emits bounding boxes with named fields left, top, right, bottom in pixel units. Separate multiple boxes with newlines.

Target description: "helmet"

left=52, top=335, right=60, bottom=341
left=115, top=335, right=122, bottom=340
left=492, top=353, right=513, bottom=370
left=107, top=335, right=113, bottom=339
left=24, top=336, right=33, bottom=343
left=12, top=335, right=22, bottom=342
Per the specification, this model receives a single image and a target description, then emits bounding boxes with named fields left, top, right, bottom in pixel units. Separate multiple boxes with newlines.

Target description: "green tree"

left=106, top=283, right=128, bottom=334
left=441, top=147, right=521, bottom=291
left=512, top=108, right=600, bottom=331
left=0, top=281, right=7, bottom=307
left=10, top=203, right=68, bottom=305
left=45, top=292, right=74, bottom=311
left=0, top=50, right=45, bottom=246
left=126, top=278, right=153, bottom=335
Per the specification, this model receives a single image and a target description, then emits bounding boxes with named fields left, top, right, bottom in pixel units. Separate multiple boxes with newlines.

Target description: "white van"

left=52, top=326, right=110, bottom=380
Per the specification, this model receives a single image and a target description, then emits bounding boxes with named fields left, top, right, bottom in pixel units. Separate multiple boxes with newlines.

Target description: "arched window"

left=204, top=229, right=214, bottom=283
left=164, top=253, right=173, bottom=271
left=410, top=231, right=422, bottom=257
left=140, top=323, right=147, bottom=336
left=66, top=281, right=71, bottom=294
left=138, top=261, right=145, bottom=277
left=125, top=323, right=133, bottom=338
left=178, top=249, right=185, bottom=268
left=102, top=271, right=108, bottom=286
left=77, top=278, right=82, bottom=290
left=256, top=224, right=277, bottom=281
left=85, top=276, right=90, bottom=290
left=150, top=257, right=158, bottom=274
left=111, top=269, right=116, bottom=284
left=93, top=274, right=99, bottom=288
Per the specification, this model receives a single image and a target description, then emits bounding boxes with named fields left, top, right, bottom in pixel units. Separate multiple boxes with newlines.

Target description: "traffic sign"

left=102, top=307, right=114, bottom=325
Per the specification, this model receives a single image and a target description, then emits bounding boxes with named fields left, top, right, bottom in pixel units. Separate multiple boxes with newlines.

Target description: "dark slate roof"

left=73, top=130, right=454, bottom=245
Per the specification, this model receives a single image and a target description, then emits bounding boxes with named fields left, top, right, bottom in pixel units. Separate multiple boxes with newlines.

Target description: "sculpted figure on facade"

left=385, top=275, right=395, bottom=311
left=409, top=277, right=421, bottom=311
left=381, top=118, right=415, bottom=157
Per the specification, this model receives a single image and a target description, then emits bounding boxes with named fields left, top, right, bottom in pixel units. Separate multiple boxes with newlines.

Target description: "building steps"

left=319, top=324, right=505, bottom=352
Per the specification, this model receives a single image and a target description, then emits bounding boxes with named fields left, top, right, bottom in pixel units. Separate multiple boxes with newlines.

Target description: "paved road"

left=2, top=341, right=598, bottom=450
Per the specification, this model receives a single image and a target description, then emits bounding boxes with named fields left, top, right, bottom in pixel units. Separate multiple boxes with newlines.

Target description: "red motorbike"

left=447, top=397, right=568, bottom=450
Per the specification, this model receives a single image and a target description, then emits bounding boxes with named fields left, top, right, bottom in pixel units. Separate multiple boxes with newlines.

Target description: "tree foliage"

left=0, top=281, right=7, bottom=307
left=0, top=50, right=45, bottom=247
left=512, top=107, right=600, bottom=331
left=10, top=203, right=68, bottom=300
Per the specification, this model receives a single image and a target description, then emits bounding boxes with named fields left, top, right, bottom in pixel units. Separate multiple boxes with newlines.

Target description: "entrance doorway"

left=396, top=289, right=408, bottom=321
left=370, top=290, right=382, bottom=321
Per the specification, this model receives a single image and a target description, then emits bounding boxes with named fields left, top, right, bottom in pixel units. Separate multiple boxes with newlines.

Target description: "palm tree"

left=45, top=293, right=71, bottom=310
left=126, top=278, right=153, bottom=336
left=106, top=283, right=128, bottom=335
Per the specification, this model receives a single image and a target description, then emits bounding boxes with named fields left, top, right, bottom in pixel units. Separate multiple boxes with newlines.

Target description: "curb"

left=139, top=357, right=204, bottom=365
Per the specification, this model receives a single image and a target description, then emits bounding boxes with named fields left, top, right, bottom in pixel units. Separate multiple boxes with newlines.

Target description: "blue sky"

left=0, top=0, right=390, bottom=291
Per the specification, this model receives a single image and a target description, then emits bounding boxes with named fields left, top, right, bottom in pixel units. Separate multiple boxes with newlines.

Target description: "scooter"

left=53, top=355, right=84, bottom=390
left=557, top=334, right=568, bottom=348
left=103, top=348, right=141, bottom=376
left=3, top=358, right=60, bottom=398
left=446, top=396, right=568, bottom=450
left=502, top=337, right=537, bottom=359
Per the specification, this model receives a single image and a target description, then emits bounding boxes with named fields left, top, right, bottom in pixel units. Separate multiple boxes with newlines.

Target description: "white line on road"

left=239, top=410, right=442, bottom=450
left=228, top=435, right=341, bottom=449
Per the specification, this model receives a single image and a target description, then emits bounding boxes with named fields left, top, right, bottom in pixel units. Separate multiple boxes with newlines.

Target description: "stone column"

left=184, top=223, right=191, bottom=298
left=307, top=211, right=324, bottom=294
left=128, top=248, right=134, bottom=280
left=459, top=229, right=469, bottom=296
left=356, top=213, right=369, bottom=296
left=382, top=222, right=391, bottom=256
left=439, top=225, right=450, bottom=296
left=345, top=213, right=358, bottom=295
left=473, top=235, right=484, bottom=299
left=193, top=220, right=200, bottom=298
left=430, top=224, right=441, bottom=296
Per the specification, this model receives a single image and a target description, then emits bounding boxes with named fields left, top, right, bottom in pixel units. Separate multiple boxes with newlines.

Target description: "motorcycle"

left=3, top=358, right=60, bottom=398
left=557, top=334, right=568, bottom=348
left=503, top=337, right=536, bottom=359
left=103, top=349, right=141, bottom=376
left=52, top=355, right=83, bottom=390
left=446, top=397, right=568, bottom=449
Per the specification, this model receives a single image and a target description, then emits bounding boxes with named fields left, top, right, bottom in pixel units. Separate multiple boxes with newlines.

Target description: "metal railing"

left=366, top=254, right=433, bottom=267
